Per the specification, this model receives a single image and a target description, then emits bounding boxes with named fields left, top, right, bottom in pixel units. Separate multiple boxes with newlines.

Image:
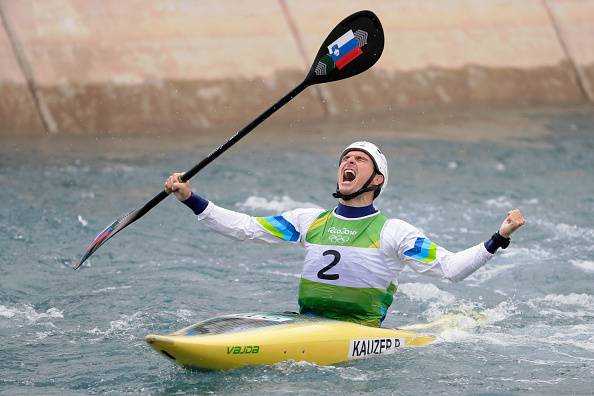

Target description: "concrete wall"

left=0, top=0, right=592, bottom=136
left=0, top=8, right=45, bottom=133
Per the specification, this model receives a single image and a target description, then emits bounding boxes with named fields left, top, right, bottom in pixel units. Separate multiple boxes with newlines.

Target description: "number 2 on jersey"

left=317, top=249, right=341, bottom=280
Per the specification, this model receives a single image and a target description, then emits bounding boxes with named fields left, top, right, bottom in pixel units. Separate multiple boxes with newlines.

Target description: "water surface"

left=1, top=108, right=594, bottom=395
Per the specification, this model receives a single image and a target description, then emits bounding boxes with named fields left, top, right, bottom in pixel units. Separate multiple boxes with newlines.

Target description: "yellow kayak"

left=145, top=312, right=435, bottom=370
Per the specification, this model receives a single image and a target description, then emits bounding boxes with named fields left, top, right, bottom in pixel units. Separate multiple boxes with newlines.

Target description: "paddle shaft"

left=132, top=80, right=309, bottom=224
left=77, top=10, right=384, bottom=269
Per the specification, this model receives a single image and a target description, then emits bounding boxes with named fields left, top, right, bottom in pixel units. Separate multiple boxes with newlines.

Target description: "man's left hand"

left=499, top=208, right=525, bottom=238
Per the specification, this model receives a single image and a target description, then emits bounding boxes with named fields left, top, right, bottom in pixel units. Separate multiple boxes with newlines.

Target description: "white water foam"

left=500, top=245, right=552, bottom=260
left=272, top=360, right=372, bottom=382
left=0, top=304, right=63, bottom=323
left=531, top=293, right=594, bottom=308
left=35, top=331, right=53, bottom=341
left=485, top=196, right=513, bottom=208
left=398, top=282, right=456, bottom=305
left=555, top=223, right=594, bottom=239
left=264, top=270, right=301, bottom=278
left=91, top=285, right=132, bottom=294
left=430, top=300, right=519, bottom=344
left=522, top=198, right=539, bottom=205
left=77, top=215, right=88, bottom=227
left=86, top=311, right=145, bottom=342
left=481, top=300, right=519, bottom=324
left=272, top=360, right=324, bottom=374
left=527, top=293, right=594, bottom=320
left=397, top=282, right=461, bottom=323
left=396, top=294, right=519, bottom=347
left=544, top=324, right=594, bottom=355
left=465, top=264, right=514, bottom=285
left=532, top=217, right=594, bottom=241
left=570, top=259, right=594, bottom=274
left=101, top=164, right=136, bottom=173
left=237, top=195, right=321, bottom=212
left=175, top=309, right=193, bottom=319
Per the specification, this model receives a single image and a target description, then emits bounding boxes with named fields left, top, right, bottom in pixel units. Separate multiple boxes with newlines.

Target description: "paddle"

left=74, top=10, right=384, bottom=269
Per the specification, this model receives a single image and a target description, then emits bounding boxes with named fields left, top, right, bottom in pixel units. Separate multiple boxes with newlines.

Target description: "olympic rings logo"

left=329, top=234, right=350, bottom=244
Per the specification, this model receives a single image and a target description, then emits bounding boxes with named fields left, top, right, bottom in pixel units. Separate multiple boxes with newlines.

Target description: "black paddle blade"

left=305, top=10, right=384, bottom=85
left=74, top=209, right=140, bottom=269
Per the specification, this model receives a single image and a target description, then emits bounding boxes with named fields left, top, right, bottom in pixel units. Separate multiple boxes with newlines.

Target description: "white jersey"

left=195, top=202, right=494, bottom=326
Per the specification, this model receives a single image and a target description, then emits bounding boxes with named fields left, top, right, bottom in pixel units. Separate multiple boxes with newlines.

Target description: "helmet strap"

left=332, top=172, right=379, bottom=201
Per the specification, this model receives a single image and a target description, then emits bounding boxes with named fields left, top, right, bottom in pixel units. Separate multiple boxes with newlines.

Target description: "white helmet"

left=338, top=141, right=389, bottom=198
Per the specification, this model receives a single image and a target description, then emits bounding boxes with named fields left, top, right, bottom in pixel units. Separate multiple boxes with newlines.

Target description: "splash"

left=570, top=259, right=594, bottom=274
left=0, top=304, right=64, bottom=323
left=398, top=282, right=456, bottom=305
left=398, top=300, right=519, bottom=344
left=86, top=311, right=146, bottom=342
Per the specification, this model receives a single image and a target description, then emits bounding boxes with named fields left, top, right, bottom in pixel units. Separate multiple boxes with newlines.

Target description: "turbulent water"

left=1, top=109, right=594, bottom=395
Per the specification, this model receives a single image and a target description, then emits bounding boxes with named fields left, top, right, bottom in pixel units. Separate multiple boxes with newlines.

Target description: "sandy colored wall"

left=0, top=0, right=592, bottom=136
left=0, top=8, right=45, bottom=133
left=547, top=0, right=594, bottom=99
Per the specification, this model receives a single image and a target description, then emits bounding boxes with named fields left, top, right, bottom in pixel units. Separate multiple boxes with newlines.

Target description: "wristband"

left=484, top=232, right=511, bottom=254
left=182, top=192, right=209, bottom=215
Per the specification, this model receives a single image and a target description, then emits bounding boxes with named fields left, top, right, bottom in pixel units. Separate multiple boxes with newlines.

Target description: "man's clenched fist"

left=499, top=208, right=525, bottom=238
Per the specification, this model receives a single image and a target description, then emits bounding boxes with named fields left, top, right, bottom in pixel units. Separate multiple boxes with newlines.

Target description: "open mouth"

left=343, top=169, right=356, bottom=182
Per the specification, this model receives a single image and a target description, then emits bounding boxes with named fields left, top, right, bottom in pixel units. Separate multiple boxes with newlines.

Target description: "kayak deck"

left=145, top=312, right=434, bottom=370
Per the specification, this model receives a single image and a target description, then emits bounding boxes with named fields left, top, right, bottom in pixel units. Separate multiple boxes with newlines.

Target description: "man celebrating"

left=165, top=141, right=525, bottom=327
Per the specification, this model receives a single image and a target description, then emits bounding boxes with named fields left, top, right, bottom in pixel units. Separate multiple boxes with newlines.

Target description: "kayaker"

left=164, top=141, right=525, bottom=327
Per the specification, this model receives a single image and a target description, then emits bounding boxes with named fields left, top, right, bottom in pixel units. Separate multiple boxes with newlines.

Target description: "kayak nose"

left=145, top=335, right=177, bottom=360
left=145, top=334, right=175, bottom=345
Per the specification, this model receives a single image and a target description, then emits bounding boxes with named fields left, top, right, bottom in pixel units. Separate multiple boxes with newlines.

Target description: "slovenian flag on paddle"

left=327, top=30, right=363, bottom=70
left=86, top=224, right=113, bottom=250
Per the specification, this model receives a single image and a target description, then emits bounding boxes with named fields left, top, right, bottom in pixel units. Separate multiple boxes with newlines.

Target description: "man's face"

left=336, top=150, right=377, bottom=196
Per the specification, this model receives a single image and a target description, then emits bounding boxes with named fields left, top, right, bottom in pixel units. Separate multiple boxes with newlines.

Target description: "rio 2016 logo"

left=327, top=226, right=356, bottom=244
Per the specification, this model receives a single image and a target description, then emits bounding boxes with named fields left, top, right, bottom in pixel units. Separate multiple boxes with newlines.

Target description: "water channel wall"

left=0, top=0, right=593, bottom=136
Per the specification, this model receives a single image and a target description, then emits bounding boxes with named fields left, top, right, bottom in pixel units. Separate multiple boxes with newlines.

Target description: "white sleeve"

left=383, top=219, right=494, bottom=282
left=196, top=202, right=323, bottom=245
